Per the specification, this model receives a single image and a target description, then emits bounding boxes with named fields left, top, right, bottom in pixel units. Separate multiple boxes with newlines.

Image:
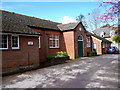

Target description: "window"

left=87, top=38, right=91, bottom=47
left=0, top=35, right=8, bottom=49
left=102, top=42, right=105, bottom=48
left=79, top=28, right=81, bottom=31
left=106, top=42, right=107, bottom=47
left=78, top=35, right=83, bottom=41
left=110, top=31, right=115, bottom=37
left=38, top=36, right=40, bottom=48
left=49, top=34, right=59, bottom=48
left=11, top=35, right=19, bottom=49
left=100, top=31, right=106, bottom=37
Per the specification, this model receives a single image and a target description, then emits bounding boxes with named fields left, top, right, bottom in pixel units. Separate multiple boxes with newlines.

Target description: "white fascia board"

left=0, top=32, right=39, bottom=37
left=92, top=36, right=102, bottom=42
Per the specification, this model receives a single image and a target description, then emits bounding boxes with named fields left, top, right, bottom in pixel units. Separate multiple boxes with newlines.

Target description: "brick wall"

left=32, top=28, right=63, bottom=62
left=87, top=36, right=92, bottom=52
left=2, top=35, right=39, bottom=71
left=74, top=23, right=87, bottom=58
left=92, top=37, right=102, bottom=55
left=102, top=42, right=110, bottom=54
left=63, top=31, right=75, bottom=59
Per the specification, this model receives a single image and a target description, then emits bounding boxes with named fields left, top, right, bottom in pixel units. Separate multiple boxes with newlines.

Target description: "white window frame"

left=0, top=35, right=8, bottom=50
left=49, top=34, right=59, bottom=48
left=11, top=35, right=19, bottom=49
left=87, top=38, right=91, bottom=47
left=38, top=35, right=40, bottom=48
left=102, top=42, right=105, bottom=48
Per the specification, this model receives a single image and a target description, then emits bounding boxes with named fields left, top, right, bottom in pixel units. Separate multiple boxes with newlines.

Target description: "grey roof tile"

left=1, top=10, right=60, bottom=35
left=57, top=22, right=80, bottom=31
left=92, top=27, right=116, bottom=37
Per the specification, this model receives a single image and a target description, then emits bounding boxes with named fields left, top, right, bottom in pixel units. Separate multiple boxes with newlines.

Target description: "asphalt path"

left=2, top=54, right=119, bottom=88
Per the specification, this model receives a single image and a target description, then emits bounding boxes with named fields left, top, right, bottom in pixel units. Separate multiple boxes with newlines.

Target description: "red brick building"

left=1, top=10, right=111, bottom=72
left=86, top=32, right=112, bottom=55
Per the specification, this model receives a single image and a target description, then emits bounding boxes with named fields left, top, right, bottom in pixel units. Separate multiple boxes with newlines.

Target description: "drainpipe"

left=28, top=52, right=29, bottom=67
left=45, top=31, right=48, bottom=57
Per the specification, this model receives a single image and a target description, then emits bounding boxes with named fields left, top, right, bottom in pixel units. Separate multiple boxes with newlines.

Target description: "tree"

left=98, top=0, right=119, bottom=25
left=113, top=35, right=120, bottom=43
left=90, top=9, right=102, bottom=29
left=76, top=14, right=85, bottom=22
left=84, top=9, right=102, bottom=31
left=76, top=14, right=87, bottom=28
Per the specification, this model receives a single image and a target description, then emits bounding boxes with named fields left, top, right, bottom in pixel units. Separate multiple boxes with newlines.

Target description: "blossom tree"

left=98, top=0, right=119, bottom=25
left=98, top=0, right=120, bottom=42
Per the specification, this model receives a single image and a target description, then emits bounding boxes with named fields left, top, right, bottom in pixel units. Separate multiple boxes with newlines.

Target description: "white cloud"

left=60, top=16, right=76, bottom=24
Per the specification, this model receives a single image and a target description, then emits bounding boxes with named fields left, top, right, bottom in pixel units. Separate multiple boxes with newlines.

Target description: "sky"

left=1, top=1, right=113, bottom=31
left=2, top=2, right=103, bottom=23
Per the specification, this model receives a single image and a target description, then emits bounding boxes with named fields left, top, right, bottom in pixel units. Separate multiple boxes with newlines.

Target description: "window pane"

left=78, top=35, right=82, bottom=40
left=12, top=36, right=18, bottom=48
left=50, top=34, right=53, bottom=38
left=4, top=43, right=7, bottom=48
left=53, top=35, right=55, bottom=40
left=53, top=40, right=55, bottom=47
left=49, top=40, right=53, bottom=47
left=0, top=35, right=7, bottom=48
left=49, top=34, right=59, bottom=48
left=56, top=40, right=59, bottom=47
left=55, top=35, right=59, bottom=39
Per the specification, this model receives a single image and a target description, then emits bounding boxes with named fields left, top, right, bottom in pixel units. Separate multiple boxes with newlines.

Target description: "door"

left=93, top=43, right=97, bottom=52
left=78, top=41, right=83, bottom=57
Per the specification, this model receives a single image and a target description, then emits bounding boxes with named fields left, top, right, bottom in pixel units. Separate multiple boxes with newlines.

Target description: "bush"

left=56, top=51, right=69, bottom=57
left=46, top=56, right=55, bottom=61
left=92, top=51, right=97, bottom=53
left=87, top=51, right=97, bottom=56
left=87, top=52, right=91, bottom=54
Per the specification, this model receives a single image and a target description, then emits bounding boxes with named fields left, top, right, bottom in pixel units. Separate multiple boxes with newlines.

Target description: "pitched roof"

left=92, top=27, right=117, bottom=37
left=57, top=22, right=80, bottom=31
left=1, top=10, right=83, bottom=34
left=1, top=10, right=60, bottom=35
left=86, top=31, right=112, bottom=43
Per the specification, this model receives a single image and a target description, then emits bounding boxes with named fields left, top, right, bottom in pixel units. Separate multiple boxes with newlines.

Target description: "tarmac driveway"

left=2, top=54, right=119, bottom=88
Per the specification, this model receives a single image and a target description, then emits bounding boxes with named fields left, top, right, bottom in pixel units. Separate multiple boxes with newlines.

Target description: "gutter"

left=0, top=31, right=42, bottom=36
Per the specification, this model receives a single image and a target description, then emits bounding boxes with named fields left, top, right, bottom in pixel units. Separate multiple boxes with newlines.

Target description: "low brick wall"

left=2, top=64, right=39, bottom=76
left=87, top=53, right=97, bottom=56
left=51, top=56, right=70, bottom=65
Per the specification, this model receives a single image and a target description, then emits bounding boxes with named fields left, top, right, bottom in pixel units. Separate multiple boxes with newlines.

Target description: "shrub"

left=46, top=56, right=55, bottom=61
left=87, top=51, right=97, bottom=56
left=57, top=51, right=69, bottom=57
left=92, top=51, right=97, bottom=53
left=87, top=52, right=91, bottom=54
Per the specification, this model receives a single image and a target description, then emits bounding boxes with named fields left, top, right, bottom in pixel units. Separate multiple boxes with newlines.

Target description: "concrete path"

left=2, top=54, right=119, bottom=88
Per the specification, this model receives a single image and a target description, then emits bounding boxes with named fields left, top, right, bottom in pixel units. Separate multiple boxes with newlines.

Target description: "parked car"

left=107, top=47, right=119, bottom=54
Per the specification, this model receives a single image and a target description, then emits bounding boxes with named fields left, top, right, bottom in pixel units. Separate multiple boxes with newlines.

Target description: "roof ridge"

left=92, top=27, right=112, bottom=32
left=57, top=21, right=79, bottom=26
left=1, top=10, right=61, bottom=24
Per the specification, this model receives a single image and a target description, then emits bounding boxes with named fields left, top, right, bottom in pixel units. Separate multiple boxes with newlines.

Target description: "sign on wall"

left=28, top=41, right=33, bottom=45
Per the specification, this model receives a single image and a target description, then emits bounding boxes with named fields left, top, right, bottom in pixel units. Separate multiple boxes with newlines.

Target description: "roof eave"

left=61, top=29, right=74, bottom=32
left=0, top=31, right=41, bottom=36
left=28, top=25, right=60, bottom=31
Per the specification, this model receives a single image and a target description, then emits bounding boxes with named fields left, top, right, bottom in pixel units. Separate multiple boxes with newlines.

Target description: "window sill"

left=0, top=48, right=8, bottom=50
left=49, top=47, right=59, bottom=49
left=12, top=48, right=20, bottom=50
